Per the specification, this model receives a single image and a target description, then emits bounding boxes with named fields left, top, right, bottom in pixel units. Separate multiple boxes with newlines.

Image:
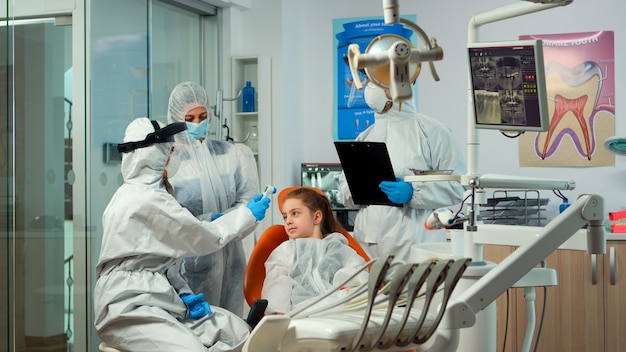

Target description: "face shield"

left=118, top=119, right=202, bottom=194
left=117, top=120, right=187, bottom=153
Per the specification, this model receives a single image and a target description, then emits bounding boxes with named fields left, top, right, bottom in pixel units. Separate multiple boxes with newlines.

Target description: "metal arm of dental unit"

left=465, top=0, right=573, bottom=179
left=424, top=193, right=605, bottom=351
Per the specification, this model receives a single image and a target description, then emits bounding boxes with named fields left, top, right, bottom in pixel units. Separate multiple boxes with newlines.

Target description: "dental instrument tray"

left=481, top=190, right=549, bottom=226
left=409, top=169, right=454, bottom=175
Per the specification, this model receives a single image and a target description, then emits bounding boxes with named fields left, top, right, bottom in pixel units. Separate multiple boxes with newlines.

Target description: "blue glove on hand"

left=247, top=193, right=271, bottom=222
left=179, top=292, right=212, bottom=319
left=379, top=177, right=413, bottom=204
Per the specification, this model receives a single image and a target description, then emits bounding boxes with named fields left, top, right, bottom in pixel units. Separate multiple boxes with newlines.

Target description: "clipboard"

left=334, top=141, right=399, bottom=207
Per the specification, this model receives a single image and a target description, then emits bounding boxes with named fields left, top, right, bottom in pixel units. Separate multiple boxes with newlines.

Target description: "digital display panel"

left=468, top=40, right=549, bottom=132
left=300, top=163, right=348, bottom=210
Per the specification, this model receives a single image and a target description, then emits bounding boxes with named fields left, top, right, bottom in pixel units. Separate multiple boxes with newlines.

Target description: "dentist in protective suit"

left=93, top=117, right=270, bottom=351
left=339, top=82, right=466, bottom=263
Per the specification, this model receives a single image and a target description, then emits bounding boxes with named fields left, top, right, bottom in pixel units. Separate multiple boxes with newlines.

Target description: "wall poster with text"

left=332, top=16, right=416, bottom=140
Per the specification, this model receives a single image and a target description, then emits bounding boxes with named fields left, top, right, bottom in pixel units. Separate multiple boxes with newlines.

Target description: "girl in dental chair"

left=261, top=187, right=369, bottom=315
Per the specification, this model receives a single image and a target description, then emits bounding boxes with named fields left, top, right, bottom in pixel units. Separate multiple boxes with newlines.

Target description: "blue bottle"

left=242, top=81, right=255, bottom=112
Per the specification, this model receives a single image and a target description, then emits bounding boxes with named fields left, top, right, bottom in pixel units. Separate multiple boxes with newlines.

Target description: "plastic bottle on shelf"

left=242, top=81, right=256, bottom=112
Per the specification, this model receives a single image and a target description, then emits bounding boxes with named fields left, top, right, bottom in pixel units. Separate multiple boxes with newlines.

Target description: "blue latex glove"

left=211, top=213, right=223, bottom=221
left=379, top=177, right=413, bottom=204
left=179, top=292, right=212, bottom=319
left=247, top=194, right=271, bottom=222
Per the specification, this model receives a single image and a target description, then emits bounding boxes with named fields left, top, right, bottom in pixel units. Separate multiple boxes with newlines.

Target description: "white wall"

left=235, top=0, right=626, bottom=221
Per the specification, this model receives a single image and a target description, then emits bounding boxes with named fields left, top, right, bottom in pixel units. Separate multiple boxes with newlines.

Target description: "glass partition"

left=0, top=6, right=13, bottom=352
left=1, top=15, right=73, bottom=352
left=88, top=0, right=215, bottom=350
left=0, top=0, right=218, bottom=351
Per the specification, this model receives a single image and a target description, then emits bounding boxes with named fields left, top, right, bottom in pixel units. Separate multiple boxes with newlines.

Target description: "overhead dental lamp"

left=346, top=0, right=444, bottom=107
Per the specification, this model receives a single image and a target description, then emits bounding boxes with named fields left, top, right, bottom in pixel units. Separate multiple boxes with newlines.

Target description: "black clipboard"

left=334, top=141, right=398, bottom=207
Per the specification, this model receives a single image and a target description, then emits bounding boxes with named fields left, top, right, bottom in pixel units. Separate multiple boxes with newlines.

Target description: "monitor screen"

left=468, top=39, right=549, bottom=132
left=300, top=163, right=348, bottom=210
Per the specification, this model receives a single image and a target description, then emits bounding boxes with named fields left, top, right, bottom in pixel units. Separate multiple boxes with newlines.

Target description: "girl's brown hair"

left=283, top=187, right=343, bottom=237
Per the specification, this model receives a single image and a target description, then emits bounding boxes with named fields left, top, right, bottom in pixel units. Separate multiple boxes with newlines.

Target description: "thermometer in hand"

left=261, top=185, right=276, bottom=200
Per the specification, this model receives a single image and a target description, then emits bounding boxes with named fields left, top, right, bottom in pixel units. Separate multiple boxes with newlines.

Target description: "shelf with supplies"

left=230, top=56, right=269, bottom=157
left=231, top=55, right=273, bottom=239
left=480, top=189, right=549, bottom=226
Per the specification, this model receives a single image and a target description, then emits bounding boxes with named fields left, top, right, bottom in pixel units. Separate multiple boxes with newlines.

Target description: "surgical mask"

left=185, top=119, right=208, bottom=140
left=364, top=83, right=393, bottom=114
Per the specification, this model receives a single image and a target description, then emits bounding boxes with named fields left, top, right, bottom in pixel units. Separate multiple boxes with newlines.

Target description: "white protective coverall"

left=261, top=233, right=369, bottom=315
left=94, top=117, right=255, bottom=351
left=339, top=83, right=466, bottom=263
left=167, top=81, right=259, bottom=316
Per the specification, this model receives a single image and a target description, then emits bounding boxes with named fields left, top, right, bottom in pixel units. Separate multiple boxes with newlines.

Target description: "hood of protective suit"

left=121, top=117, right=172, bottom=186
left=167, top=81, right=210, bottom=123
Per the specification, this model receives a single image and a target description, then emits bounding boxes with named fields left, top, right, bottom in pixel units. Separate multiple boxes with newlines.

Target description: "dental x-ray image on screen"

left=300, top=163, right=348, bottom=210
left=468, top=39, right=549, bottom=132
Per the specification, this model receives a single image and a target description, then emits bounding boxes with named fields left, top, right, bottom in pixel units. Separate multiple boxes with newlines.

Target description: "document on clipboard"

left=334, top=141, right=399, bottom=207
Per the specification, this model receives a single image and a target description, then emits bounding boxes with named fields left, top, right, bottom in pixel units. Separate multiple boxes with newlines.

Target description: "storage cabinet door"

left=604, top=242, right=626, bottom=352
left=554, top=250, right=605, bottom=351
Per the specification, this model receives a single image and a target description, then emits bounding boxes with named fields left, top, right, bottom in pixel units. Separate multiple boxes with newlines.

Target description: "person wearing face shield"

left=338, top=82, right=466, bottom=263
left=93, top=118, right=270, bottom=351
left=166, top=81, right=260, bottom=317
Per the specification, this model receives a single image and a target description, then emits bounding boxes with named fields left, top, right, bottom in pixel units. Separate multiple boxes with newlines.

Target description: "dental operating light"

left=346, top=0, right=443, bottom=107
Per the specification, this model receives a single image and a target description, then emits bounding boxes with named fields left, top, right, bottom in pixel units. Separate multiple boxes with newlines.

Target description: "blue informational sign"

left=332, top=16, right=416, bottom=140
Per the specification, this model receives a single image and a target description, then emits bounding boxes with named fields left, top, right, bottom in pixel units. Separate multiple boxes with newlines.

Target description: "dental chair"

left=243, top=186, right=370, bottom=308
left=242, top=188, right=472, bottom=352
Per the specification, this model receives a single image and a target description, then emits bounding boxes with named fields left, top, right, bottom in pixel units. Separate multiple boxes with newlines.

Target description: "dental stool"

left=99, top=342, right=122, bottom=352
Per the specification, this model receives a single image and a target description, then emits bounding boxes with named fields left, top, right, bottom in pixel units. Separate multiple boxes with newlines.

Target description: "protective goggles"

left=117, top=120, right=187, bottom=153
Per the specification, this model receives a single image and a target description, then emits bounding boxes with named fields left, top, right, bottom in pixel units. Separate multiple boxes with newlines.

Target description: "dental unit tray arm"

left=427, top=193, right=605, bottom=351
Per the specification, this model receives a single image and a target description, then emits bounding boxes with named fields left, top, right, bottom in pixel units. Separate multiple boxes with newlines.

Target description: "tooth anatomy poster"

left=518, top=31, right=615, bottom=167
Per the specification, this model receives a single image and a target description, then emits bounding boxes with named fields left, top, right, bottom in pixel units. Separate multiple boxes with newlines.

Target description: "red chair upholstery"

left=243, top=186, right=369, bottom=307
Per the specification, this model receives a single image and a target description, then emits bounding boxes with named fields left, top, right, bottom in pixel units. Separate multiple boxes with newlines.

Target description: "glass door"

left=1, top=16, right=74, bottom=352
left=87, top=0, right=218, bottom=349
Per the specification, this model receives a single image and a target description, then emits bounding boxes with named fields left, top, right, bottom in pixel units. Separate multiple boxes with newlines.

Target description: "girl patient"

left=261, top=187, right=369, bottom=315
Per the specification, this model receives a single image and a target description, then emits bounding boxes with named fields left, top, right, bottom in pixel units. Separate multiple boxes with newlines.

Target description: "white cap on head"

left=167, top=81, right=210, bottom=123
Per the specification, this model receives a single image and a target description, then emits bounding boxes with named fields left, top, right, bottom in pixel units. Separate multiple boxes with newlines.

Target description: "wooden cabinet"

left=603, top=241, right=626, bottom=351
left=484, top=241, right=626, bottom=352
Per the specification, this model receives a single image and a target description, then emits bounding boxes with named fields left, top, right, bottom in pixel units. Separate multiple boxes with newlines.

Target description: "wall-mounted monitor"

left=300, top=163, right=348, bottom=210
left=468, top=39, right=549, bottom=132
